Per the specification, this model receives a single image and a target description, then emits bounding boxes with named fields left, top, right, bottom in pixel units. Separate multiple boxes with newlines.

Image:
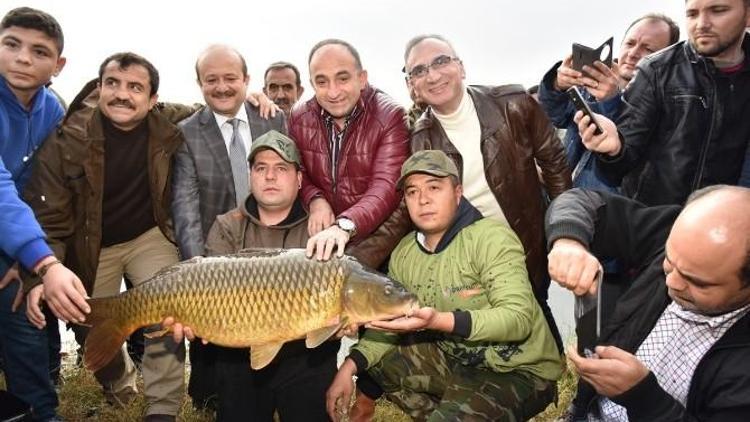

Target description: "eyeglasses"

left=403, top=55, right=461, bottom=80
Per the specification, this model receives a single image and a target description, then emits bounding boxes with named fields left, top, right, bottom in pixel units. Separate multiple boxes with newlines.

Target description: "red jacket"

left=289, top=85, right=409, bottom=239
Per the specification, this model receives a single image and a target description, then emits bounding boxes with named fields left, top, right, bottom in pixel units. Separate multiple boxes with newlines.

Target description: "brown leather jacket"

left=23, top=80, right=196, bottom=294
left=355, top=85, right=571, bottom=292
left=418, top=85, right=571, bottom=293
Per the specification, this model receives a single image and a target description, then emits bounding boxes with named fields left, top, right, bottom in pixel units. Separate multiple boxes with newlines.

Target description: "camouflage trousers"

left=367, top=340, right=556, bottom=421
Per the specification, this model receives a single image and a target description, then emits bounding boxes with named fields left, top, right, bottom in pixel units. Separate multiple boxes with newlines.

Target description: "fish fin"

left=250, top=343, right=284, bottom=370
left=143, top=327, right=171, bottom=339
left=83, top=297, right=135, bottom=373
left=234, top=248, right=288, bottom=259
left=146, top=261, right=188, bottom=281
left=305, top=322, right=344, bottom=348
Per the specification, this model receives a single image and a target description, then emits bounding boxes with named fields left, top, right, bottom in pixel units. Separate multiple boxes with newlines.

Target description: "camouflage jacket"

left=352, top=199, right=562, bottom=382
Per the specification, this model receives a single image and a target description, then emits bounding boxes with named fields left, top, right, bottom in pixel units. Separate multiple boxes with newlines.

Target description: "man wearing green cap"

left=326, top=150, right=562, bottom=421
left=196, top=129, right=339, bottom=421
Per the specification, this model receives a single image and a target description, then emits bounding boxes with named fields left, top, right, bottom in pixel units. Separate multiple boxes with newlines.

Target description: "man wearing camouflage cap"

left=203, top=130, right=339, bottom=420
left=327, top=150, right=562, bottom=421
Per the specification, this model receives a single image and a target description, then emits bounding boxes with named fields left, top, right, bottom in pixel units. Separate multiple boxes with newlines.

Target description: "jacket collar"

left=414, top=85, right=525, bottom=141
left=415, top=197, right=483, bottom=254
left=242, top=195, right=308, bottom=229
left=308, top=83, right=376, bottom=122
left=61, top=79, right=182, bottom=154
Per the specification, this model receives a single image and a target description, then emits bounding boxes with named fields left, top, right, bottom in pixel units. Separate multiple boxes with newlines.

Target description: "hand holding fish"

left=76, top=249, right=418, bottom=372
left=27, top=258, right=89, bottom=329
left=366, top=307, right=453, bottom=333
left=306, top=224, right=350, bottom=261
left=161, top=317, right=204, bottom=344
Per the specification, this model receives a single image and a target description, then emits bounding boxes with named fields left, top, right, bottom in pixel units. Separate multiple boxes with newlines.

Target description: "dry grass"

left=2, top=364, right=575, bottom=421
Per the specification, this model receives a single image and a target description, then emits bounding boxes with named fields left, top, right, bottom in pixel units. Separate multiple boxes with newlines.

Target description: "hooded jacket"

left=0, top=76, right=64, bottom=276
left=205, top=195, right=309, bottom=254
left=351, top=199, right=562, bottom=382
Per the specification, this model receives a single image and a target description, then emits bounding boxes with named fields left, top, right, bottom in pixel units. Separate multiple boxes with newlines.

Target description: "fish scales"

left=121, top=252, right=346, bottom=346
left=80, top=248, right=418, bottom=371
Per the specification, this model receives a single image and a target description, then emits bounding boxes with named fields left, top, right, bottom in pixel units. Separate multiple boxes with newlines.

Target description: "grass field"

left=1, top=357, right=576, bottom=421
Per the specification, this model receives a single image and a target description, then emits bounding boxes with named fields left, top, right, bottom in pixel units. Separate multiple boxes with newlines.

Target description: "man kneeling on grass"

left=326, top=150, right=562, bottom=421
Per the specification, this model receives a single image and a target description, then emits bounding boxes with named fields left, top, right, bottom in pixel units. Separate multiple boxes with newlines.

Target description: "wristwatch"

left=335, top=218, right=356, bottom=237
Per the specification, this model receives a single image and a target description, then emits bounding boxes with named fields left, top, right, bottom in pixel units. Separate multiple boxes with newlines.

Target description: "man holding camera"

left=537, top=13, right=678, bottom=191
left=578, top=0, right=750, bottom=205
left=546, top=185, right=750, bottom=421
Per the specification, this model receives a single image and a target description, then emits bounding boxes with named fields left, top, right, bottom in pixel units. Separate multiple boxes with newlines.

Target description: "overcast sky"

left=4, top=0, right=686, bottom=108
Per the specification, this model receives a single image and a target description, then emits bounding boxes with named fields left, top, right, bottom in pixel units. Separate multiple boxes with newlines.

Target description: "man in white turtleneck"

left=404, top=34, right=571, bottom=350
left=342, top=33, right=572, bottom=419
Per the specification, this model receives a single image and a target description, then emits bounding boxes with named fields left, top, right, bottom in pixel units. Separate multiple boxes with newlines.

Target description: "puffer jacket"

left=22, top=79, right=195, bottom=294
left=411, top=85, right=571, bottom=295
left=288, top=84, right=409, bottom=240
left=599, top=33, right=750, bottom=205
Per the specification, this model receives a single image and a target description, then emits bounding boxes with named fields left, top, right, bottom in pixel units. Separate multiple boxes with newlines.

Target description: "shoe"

left=143, top=414, right=176, bottom=422
left=103, top=386, right=138, bottom=409
left=347, top=390, right=376, bottom=422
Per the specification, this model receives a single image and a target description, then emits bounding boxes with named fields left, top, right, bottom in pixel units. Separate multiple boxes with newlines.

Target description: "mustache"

left=213, top=90, right=237, bottom=99
left=273, top=98, right=290, bottom=106
left=107, top=99, right=135, bottom=109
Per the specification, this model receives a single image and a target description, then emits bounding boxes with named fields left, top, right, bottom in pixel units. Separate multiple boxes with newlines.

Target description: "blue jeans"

left=0, top=280, right=60, bottom=420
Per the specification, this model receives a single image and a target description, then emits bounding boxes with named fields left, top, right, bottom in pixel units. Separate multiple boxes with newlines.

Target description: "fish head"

left=342, top=263, right=419, bottom=323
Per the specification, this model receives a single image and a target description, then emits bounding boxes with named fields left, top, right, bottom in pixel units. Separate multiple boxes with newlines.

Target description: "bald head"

left=663, top=186, right=750, bottom=315
left=195, top=44, right=247, bottom=82
left=678, top=186, right=750, bottom=283
left=680, top=186, right=750, bottom=244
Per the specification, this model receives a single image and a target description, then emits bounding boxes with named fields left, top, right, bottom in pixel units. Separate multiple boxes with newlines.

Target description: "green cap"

left=247, top=130, right=301, bottom=167
left=396, top=150, right=459, bottom=189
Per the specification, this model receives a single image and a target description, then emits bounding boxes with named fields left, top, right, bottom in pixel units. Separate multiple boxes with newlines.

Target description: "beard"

left=690, top=29, right=745, bottom=59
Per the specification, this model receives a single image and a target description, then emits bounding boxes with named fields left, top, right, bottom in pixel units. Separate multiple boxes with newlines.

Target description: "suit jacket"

left=172, top=101, right=287, bottom=258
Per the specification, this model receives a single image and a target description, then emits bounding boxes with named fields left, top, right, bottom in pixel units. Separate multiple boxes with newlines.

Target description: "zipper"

left=691, top=62, right=717, bottom=192
left=673, top=94, right=708, bottom=109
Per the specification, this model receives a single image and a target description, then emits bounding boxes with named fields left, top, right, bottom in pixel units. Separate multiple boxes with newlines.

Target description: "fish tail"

left=83, top=297, right=136, bottom=373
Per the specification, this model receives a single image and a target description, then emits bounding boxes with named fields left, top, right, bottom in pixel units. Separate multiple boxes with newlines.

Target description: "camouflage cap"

left=396, top=150, right=459, bottom=189
left=247, top=130, right=301, bottom=167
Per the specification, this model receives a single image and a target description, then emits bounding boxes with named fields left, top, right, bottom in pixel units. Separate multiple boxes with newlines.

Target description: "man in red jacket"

left=288, top=39, right=410, bottom=262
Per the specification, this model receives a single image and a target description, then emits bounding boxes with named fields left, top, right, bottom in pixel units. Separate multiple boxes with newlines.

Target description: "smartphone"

left=572, top=37, right=614, bottom=73
left=575, top=269, right=603, bottom=357
left=567, top=86, right=603, bottom=136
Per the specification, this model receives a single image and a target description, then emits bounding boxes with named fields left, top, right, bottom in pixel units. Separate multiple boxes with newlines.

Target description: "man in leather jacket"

left=577, top=0, right=750, bottom=205
left=340, top=32, right=572, bottom=420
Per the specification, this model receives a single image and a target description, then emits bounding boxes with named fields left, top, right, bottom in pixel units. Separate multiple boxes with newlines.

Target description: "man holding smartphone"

left=546, top=185, right=750, bottom=421
left=538, top=13, right=678, bottom=191
left=578, top=0, right=750, bottom=206
left=538, top=14, right=679, bottom=421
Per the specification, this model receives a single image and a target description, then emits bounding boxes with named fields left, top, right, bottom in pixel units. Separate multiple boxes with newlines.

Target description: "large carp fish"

left=80, top=248, right=418, bottom=371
